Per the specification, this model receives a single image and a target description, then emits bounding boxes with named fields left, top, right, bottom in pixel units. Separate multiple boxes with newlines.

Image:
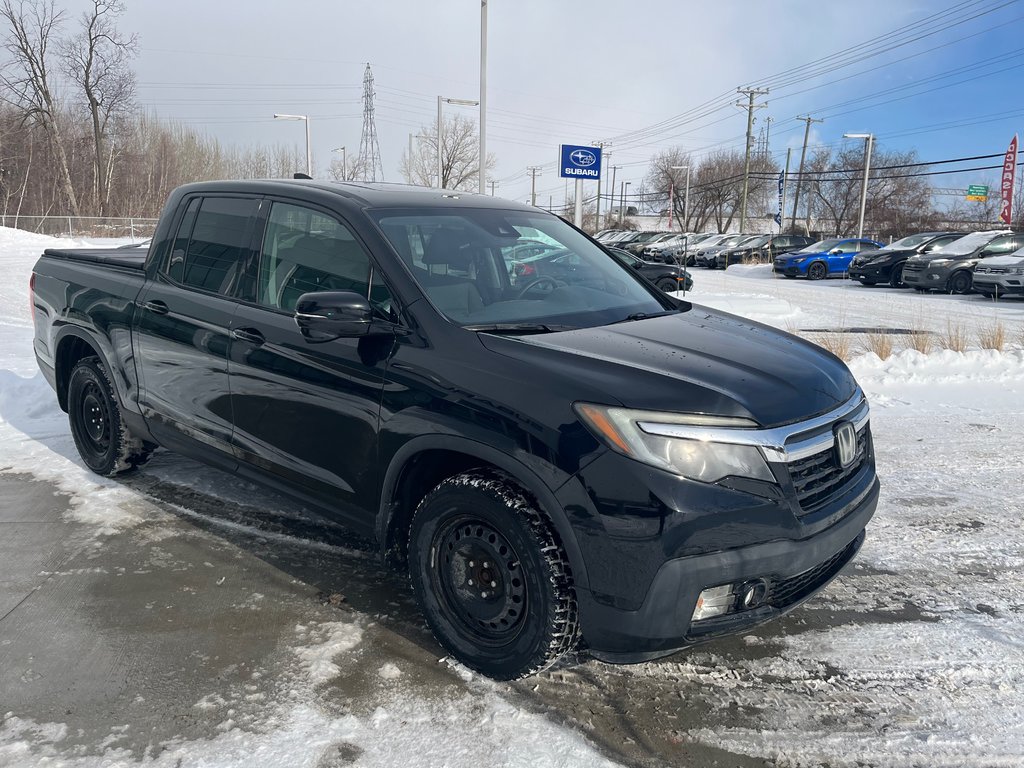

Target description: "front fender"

left=376, top=432, right=591, bottom=591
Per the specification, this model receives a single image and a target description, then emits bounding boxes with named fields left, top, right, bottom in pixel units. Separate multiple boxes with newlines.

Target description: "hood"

left=976, top=254, right=1024, bottom=268
left=479, top=308, right=857, bottom=428
left=856, top=247, right=909, bottom=261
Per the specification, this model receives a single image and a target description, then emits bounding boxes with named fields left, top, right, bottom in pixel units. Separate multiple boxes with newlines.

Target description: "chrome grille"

left=788, top=426, right=869, bottom=513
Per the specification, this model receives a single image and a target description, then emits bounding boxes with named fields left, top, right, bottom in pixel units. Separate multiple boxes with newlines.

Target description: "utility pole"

left=591, top=141, right=609, bottom=230
left=736, top=87, right=769, bottom=233
left=608, top=165, right=620, bottom=228
left=478, top=1, right=488, bottom=194
left=489, top=180, right=498, bottom=196
left=527, top=166, right=542, bottom=206
left=780, top=147, right=792, bottom=235
left=790, top=114, right=823, bottom=234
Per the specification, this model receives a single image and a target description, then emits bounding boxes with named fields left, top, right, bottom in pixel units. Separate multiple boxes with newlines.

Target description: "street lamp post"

left=274, top=114, right=311, bottom=177
left=479, top=1, right=488, bottom=195
left=437, top=96, right=480, bottom=189
left=844, top=133, right=875, bottom=240
left=332, top=146, right=346, bottom=180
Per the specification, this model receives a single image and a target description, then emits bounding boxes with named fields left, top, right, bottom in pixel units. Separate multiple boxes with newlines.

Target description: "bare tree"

left=808, top=145, right=936, bottom=237
left=60, top=0, right=136, bottom=216
left=400, top=113, right=494, bottom=191
left=0, top=0, right=80, bottom=215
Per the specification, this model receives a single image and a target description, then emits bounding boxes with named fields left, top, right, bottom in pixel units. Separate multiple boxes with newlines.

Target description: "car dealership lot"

left=2, top=232, right=1023, bottom=767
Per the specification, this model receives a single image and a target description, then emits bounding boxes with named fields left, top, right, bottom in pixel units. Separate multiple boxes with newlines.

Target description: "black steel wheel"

left=656, top=277, right=679, bottom=293
left=408, top=469, right=579, bottom=680
left=889, top=262, right=906, bottom=288
left=807, top=261, right=828, bottom=280
left=947, top=270, right=973, bottom=295
left=68, top=356, right=153, bottom=476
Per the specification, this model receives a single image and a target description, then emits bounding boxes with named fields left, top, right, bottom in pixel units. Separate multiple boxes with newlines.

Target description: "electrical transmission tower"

left=357, top=64, right=384, bottom=182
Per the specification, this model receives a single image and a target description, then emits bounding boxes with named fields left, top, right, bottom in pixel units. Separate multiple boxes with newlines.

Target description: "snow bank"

left=688, top=291, right=806, bottom=326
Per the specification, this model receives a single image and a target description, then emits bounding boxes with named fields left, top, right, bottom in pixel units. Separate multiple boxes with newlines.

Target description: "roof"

left=175, top=179, right=536, bottom=212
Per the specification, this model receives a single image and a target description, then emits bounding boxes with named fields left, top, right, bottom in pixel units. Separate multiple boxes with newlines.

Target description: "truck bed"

left=42, top=247, right=147, bottom=270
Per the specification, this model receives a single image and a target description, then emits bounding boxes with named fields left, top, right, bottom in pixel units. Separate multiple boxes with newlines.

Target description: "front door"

left=228, top=200, right=395, bottom=531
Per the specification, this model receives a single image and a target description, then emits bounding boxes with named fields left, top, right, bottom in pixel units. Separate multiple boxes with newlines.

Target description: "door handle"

left=143, top=300, right=169, bottom=315
left=231, top=327, right=265, bottom=346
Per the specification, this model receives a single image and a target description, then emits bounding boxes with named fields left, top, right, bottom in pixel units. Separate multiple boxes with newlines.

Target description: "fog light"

left=692, top=584, right=734, bottom=621
left=739, top=578, right=769, bottom=609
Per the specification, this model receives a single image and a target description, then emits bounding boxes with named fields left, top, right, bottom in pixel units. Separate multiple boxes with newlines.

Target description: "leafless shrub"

left=811, top=333, right=855, bottom=361
left=903, top=329, right=934, bottom=354
left=863, top=331, right=895, bottom=360
left=977, top=320, right=1006, bottom=352
left=939, top=321, right=969, bottom=352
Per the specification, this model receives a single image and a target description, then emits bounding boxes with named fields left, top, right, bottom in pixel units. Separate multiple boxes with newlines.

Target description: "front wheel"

left=889, top=262, right=906, bottom=288
left=947, top=271, right=973, bottom=295
left=408, top=469, right=579, bottom=680
left=656, top=277, right=679, bottom=293
left=68, top=356, right=153, bottom=476
left=807, top=261, right=828, bottom=280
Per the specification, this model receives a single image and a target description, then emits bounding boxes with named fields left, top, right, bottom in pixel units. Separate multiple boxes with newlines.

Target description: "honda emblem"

left=834, top=421, right=857, bottom=468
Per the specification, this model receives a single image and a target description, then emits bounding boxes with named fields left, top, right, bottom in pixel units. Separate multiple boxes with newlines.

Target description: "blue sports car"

left=773, top=237, right=884, bottom=279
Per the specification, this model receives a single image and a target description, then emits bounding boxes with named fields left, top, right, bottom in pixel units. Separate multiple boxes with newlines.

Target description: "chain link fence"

left=1, top=215, right=159, bottom=240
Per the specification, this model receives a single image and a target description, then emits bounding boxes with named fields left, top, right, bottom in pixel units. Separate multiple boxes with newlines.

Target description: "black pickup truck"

left=31, top=180, right=879, bottom=679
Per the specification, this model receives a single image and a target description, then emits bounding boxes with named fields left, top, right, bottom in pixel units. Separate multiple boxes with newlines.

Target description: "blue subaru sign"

left=559, top=144, right=602, bottom=180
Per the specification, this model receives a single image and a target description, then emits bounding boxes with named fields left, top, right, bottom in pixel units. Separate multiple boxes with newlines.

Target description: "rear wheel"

left=889, top=262, right=906, bottom=288
left=807, top=261, right=828, bottom=280
left=408, top=469, right=579, bottom=680
left=68, top=356, right=153, bottom=476
left=947, top=270, right=973, bottom=295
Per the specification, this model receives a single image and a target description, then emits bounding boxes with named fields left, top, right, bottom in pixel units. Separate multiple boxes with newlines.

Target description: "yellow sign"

left=966, top=194, right=988, bottom=201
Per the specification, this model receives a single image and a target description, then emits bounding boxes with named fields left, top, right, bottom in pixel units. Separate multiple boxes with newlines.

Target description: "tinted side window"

left=179, top=197, right=258, bottom=294
left=257, top=201, right=386, bottom=313
left=166, top=197, right=200, bottom=283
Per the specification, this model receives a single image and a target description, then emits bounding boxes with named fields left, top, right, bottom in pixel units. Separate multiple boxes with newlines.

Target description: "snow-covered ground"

left=2, top=228, right=1023, bottom=767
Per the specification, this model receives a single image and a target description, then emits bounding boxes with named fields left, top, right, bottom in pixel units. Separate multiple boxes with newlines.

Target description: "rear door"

left=227, top=199, right=396, bottom=531
left=135, top=195, right=259, bottom=459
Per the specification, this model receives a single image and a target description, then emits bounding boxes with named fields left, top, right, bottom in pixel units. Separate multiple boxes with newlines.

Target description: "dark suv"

left=848, top=232, right=962, bottom=288
left=716, top=234, right=815, bottom=269
left=32, top=180, right=879, bottom=680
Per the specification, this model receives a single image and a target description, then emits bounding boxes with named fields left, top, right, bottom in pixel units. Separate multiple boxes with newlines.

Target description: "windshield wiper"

left=609, top=310, right=680, bottom=325
left=463, top=322, right=576, bottom=334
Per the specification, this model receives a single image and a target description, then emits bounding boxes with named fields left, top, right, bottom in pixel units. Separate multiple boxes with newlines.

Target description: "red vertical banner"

left=1000, top=134, right=1018, bottom=226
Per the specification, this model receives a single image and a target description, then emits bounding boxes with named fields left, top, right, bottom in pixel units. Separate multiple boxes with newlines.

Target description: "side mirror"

left=830, top=248, right=843, bottom=255
left=295, top=290, right=373, bottom=341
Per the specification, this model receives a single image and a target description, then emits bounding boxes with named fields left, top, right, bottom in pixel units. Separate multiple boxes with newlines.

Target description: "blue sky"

left=102, top=0, right=1024, bottom=206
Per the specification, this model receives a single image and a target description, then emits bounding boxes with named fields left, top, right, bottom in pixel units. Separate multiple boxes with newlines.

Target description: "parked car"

left=31, top=180, right=878, bottom=680
left=642, top=233, right=691, bottom=260
left=973, top=245, right=1024, bottom=298
left=773, top=238, right=884, bottom=279
left=607, top=246, right=693, bottom=292
left=902, top=230, right=1019, bottom=294
left=716, top=234, right=815, bottom=269
left=694, top=234, right=748, bottom=267
left=848, top=232, right=963, bottom=288
left=677, top=233, right=730, bottom=265
left=706, top=235, right=765, bottom=269
left=623, top=231, right=672, bottom=255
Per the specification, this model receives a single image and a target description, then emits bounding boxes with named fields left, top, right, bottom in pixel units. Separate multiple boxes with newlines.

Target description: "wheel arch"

left=377, top=435, right=590, bottom=591
left=54, top=328, right=107, bottom=412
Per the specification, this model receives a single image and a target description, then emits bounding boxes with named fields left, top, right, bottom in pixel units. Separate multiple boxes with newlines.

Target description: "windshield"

left=734, top=235, right=764, bottom=248
left=936, top=230, right=1007, bottom=256
left=884, top=233, right=940, bottom=250
left=741, top=235, right=771, bottom=249
left=372, top=207, right=671, bottom=328
left=797, top=238, right=843, bottom=254
left=714, top=235, right=744, bottom=248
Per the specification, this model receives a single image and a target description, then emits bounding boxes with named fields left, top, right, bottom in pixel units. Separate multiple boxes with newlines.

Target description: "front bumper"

left=774, top=261, right=803, bottom=276
left=902, top=264, right=950, bottom=288
left=848, top=261, right=891, bottom=281
left=973, top=272, right=1024, bottom=294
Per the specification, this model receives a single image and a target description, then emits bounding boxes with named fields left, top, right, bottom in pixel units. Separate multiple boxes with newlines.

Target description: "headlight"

left=795, top=256, right=812, bottom=264
left=574, top=404, right=774, bottom=483
left=1011, top=267, right=1024, bottom=275
left=927, top=259, right=952, bottom=267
